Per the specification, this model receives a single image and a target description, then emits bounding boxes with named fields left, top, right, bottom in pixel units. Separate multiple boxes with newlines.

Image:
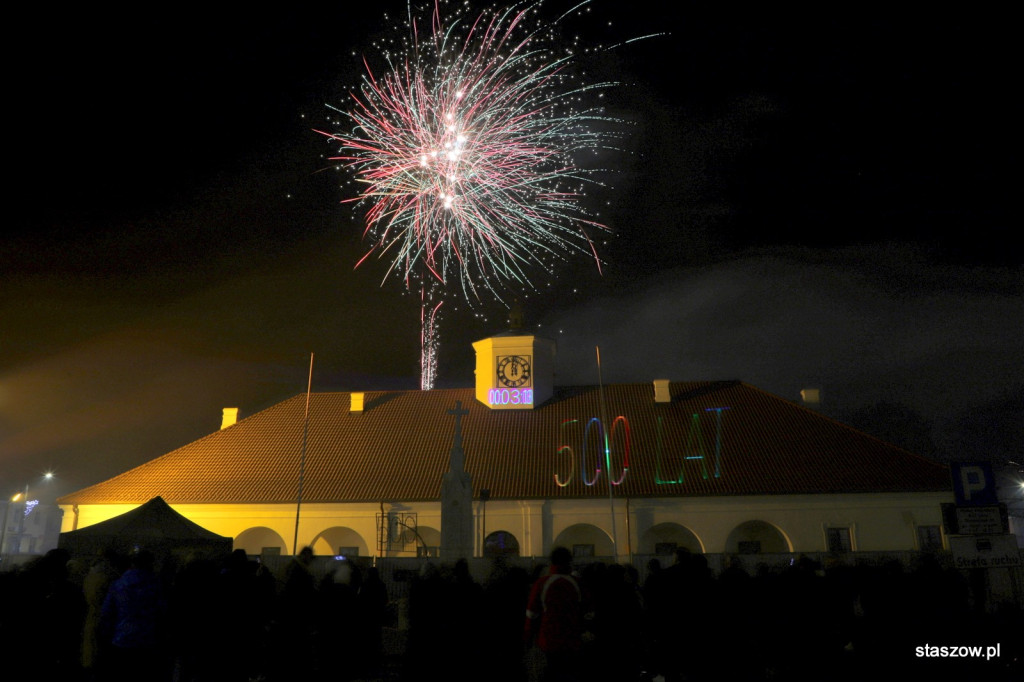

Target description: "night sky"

left=3, top=3, right=1020, bottom=502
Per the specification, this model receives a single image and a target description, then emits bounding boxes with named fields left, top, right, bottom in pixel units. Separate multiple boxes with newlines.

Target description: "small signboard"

left=956, top=506, right=1006, bottom=535
left=949, top=535, right=1021, bottom=570
left=958, top=505, right=1009, bottom=535
left=941, top=503, right=1009, bottom=535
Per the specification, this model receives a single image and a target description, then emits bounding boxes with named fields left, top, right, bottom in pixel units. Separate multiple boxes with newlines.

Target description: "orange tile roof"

left=58, top=381, right=950, bottom=505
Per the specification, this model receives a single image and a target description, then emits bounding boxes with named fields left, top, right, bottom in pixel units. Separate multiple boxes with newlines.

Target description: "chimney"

left=221, top=407, right=239, bottom=430
left=653, top=379, right=671, bottom=403
left=350, top=392, right=365, bottom=413
left=800, top=388, right=821, bottom=408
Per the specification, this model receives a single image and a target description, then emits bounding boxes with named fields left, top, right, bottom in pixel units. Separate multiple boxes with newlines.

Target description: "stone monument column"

left=441, top=401, right=474, bottom=560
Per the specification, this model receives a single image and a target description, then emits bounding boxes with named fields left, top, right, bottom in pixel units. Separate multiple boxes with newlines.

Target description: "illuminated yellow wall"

left=62, top=490, right=950, bottom=560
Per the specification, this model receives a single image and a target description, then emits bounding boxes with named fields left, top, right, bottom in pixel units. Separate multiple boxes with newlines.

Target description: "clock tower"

left=472, top=332, right=555, bottom=410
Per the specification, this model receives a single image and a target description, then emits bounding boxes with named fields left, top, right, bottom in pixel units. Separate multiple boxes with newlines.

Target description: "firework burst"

left=320, top=0, right=627, bottom=301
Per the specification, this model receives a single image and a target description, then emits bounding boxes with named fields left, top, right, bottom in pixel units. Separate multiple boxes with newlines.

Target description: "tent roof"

left=59, top=496, right=230, bottom=555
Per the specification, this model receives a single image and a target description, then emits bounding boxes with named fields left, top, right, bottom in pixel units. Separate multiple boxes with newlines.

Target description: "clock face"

left=496, top=355, right=532, bottom=388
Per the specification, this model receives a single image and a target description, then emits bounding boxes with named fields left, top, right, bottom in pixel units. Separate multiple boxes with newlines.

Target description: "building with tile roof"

left=58, top=333, right=953, bottom=561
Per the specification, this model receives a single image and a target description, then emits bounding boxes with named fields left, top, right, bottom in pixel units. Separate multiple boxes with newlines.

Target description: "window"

left=737, top=540, right=761, bottom=555
left=917, top=525, right=943, bottom=552
left=260, top=546, right=281, bottom=557
left=572, top=544, right=595, bottom=558
left=826, top=527, right=852, bottom=553
left=337, top=546, right=359, bottom=558
left=654, top=542, right=678, bottom=556
left=417, top=546, right=439, bottom=558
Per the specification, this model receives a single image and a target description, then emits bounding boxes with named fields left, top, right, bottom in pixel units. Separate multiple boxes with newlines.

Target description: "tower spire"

left=441, top=400, right=473, bottom=559
left=508, top=299, right=524, bottom=330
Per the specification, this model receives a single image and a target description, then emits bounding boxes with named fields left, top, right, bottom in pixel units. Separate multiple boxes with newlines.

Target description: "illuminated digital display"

left=488, top=388, right=534, bottom=406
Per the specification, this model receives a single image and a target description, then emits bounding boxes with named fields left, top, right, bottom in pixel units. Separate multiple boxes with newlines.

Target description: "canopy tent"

left=59, top=496, right=232, bottom=559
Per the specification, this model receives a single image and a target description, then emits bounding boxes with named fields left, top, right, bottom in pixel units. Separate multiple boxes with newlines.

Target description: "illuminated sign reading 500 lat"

left=554, top=407, right=728, bottom=487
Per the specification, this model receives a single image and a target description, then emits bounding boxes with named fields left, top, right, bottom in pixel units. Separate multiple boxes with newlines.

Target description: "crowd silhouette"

left=0, top=545, right=1021, bottom=681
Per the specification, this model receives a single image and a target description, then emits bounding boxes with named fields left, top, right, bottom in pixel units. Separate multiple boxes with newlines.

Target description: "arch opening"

left=725, top=520, right=791, bottom=554
left=639, top=522, right=704, bottom=555
left=234, top=527, right=287, bottom=556
left=310, top=526, right=369, bottom=558
left=553, top=523, right=614, bottom=559
left=483, top=530, right=520, bottom=557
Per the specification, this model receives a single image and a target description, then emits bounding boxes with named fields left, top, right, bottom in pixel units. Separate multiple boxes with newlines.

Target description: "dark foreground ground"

left=1, top=548, right=1021, bottom=682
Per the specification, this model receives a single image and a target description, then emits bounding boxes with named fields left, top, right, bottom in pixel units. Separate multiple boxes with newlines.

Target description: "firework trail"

left=321, top=0, right=640, bottom=386
left=420, top=284, right=443, bottom=390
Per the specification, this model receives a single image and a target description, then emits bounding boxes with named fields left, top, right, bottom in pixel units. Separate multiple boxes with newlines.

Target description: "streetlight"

left=0, top=473, right=56, bottom=563
left=1, top=491, right=23, bottom=562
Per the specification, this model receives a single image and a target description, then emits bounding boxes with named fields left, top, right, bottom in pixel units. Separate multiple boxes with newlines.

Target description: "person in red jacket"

left=524, top=546, right=589, bottom=682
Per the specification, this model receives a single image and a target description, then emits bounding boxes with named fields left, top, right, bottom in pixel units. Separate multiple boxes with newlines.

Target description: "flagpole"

left=293, top=353, right=314, bottom=556
left=596, top=346, right=618, bottom=560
